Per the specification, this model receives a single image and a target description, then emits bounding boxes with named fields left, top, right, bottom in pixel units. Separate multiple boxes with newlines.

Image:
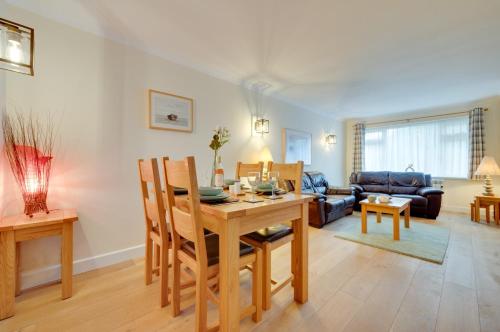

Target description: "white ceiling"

left=7, top=0, right=500, bottom=119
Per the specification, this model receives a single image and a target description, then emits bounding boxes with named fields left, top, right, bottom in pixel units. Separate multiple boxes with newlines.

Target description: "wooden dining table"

left=176, top=192, right=313, bottom=331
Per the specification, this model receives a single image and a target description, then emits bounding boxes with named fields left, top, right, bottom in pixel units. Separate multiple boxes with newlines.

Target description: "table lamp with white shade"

left=474, top=156, right=500, bottom=196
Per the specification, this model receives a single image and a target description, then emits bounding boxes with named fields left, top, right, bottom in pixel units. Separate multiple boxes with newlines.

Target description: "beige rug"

left=334, top=218, right=450, bottom=264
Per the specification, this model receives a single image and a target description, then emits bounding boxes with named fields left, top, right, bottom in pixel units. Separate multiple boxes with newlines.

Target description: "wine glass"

left=247, top=172, right=261, bottom=202
left=268, top=171, right=279, bottom=200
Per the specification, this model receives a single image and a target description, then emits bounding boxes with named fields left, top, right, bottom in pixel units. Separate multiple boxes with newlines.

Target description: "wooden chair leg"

left=262, top=242, right=272, bottom=311
left=154, top=244, right=161, bottom=277
left=252, top=249, right=263, bottom=322
left=172, top=252, right=181, bottom=316
left=195, top=264, right=208, bottom=332
left=159, top=244, right=169, bottom=307
left=290, top=239, right=296, bottom=287
left=145, top=238, right=153, bottom=285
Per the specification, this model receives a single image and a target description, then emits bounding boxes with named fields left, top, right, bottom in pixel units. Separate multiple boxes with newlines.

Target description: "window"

left=364, top=116, right=469, bottom=178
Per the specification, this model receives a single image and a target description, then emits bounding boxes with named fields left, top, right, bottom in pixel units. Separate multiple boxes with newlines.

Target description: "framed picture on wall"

left=282, top=128, right=312, bottom=165
left=148, top=89, right=194, bottom=132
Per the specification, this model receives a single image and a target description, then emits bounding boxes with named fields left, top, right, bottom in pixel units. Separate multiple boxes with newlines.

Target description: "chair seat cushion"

left=244, top=224, right=293, bottom=243
left=182, top=233, right=254, bottom=266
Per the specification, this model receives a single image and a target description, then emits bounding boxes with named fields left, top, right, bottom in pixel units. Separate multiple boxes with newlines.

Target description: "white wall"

left=344, top=96, right=500, bottom=213
left=2, top=5, right=344, bottom=287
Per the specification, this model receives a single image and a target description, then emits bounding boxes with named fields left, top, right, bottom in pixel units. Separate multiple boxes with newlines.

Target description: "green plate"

left=200, top=193, right=230, bottom=202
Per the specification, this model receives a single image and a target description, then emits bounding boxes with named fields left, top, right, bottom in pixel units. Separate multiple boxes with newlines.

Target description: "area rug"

left=334, top=218, right=450, bottom=264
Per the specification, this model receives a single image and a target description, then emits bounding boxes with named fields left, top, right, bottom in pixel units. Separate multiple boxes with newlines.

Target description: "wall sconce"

left=254, top=118, right=269, bottom=135
left=325, top=134, right=337, bottom=144
left=0, top=17, right=34, bottom=75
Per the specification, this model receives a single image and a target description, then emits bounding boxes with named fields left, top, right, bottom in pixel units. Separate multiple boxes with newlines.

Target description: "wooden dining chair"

left=138, top=158, right=170, bottom=308
left=162, top=156, right=263, bottom=331
left=235, top=161, right=264, bottom=180
left=241, top=161, right=304, bottom=310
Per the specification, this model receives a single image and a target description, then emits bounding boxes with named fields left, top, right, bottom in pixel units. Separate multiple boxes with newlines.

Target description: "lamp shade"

left=474, top=156, right=500, bottom=176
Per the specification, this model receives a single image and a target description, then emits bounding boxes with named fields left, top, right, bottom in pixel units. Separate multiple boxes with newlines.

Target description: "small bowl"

left=224, top=179, right=236, bottom=185
left=379, top=195, right=391, bottom=203
left=367, top=195, right=377, bottom=203
left=198, top=187, right=223, bottom=196
left=257, top=183, right=273, bottom=190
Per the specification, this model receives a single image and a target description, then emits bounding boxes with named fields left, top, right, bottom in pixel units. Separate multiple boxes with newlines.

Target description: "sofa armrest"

left=350, top=184, right=364, bottom=193
left=417, top=187, right=444, bottom=196
left=327, top=186, right=354, bottom=195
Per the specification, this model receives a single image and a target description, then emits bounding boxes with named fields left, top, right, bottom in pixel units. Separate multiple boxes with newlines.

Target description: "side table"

left=0, top=209, right=78, bottom=320
left=474, top=196, right=500, bottom=225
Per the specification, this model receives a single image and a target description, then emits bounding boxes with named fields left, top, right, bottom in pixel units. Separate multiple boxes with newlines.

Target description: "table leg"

left=0, top=231, right=16, bottom=320
left=475, top=198, right=480, bottom=222
left=293, top=202, right=309, bottom=304
left=219, top=218, right=240, bottom=331
left=404, top=206, right=410, bottom=228
left=15, top=242, right=21, bottom=296
left=61, top=223, right=73, bottom=300
left=393, top=212, right=400, bottom=241
left=486, top=205, right=491, bottom=223
left=361, top=205, right=367, bottom=234
left=376, top=212, right=382, bottom=223
left=496, top=203, right=500, bottom=225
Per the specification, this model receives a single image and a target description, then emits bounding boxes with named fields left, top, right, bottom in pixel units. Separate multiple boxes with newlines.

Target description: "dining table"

left=175, top=191, right=313, bottom=331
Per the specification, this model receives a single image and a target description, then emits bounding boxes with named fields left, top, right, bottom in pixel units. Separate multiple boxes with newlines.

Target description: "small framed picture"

left=148, top=89, right=194, bottom=132
left=282, top=128, right=312, bottom=165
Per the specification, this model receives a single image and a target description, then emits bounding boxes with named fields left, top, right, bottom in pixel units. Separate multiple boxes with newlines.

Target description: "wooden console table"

left=473, top=196, right=500, bottom=225
left=0, top=209, right=78, bottom=320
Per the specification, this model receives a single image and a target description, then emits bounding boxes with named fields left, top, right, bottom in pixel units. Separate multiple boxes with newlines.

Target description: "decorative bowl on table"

left=367, top=194, right=377, bottom=203
left=378, top=195, right=391, bottom=203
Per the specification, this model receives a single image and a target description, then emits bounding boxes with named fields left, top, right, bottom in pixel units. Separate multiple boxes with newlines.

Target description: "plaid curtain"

left=353, top=123, right=365, bottom=173
left=468, top=108, right=485, bottom=179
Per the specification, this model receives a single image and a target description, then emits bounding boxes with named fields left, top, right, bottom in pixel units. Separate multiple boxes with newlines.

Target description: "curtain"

left=364, top=116, right=469, bottom=178
left=468, top=107, right=485, bottom=179
left=352, top=123, right=365, bottom=173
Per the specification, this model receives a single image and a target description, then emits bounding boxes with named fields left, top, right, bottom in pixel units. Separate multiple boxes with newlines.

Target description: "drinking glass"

left=268, top=171, right=279, bottom=200
left=247, top=172, right=261, bottom=202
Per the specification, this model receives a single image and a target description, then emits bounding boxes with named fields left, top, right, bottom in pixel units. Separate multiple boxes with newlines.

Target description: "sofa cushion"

left=389, top=172, right=426, bottom=194
left=391, top=194, right=428, bottom=207
left=356, top=172, right=389, bottom=193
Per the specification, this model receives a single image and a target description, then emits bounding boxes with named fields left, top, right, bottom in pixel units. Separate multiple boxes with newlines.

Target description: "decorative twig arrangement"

left=2, top=111, right=55, bottom=217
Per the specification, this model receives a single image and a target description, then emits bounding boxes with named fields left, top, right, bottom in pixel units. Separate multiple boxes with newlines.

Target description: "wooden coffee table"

left=360, top=197, right=411, bottom=240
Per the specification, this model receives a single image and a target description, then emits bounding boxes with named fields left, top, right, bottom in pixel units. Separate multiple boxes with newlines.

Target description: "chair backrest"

left=267, top=161, right=304, bottom=193
left=138, top=158, right=168, bottom=240
left=235, top=161, right=264, bottom=180
left=162, top=156, right=207, bottom=265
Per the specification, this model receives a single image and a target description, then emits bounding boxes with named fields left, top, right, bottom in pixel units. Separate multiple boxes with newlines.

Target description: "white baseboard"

left=21, top=244, right=145, bottom=291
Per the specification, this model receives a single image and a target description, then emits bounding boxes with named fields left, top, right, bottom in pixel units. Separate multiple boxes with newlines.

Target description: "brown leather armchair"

left=298, top=172, right=355, bottom=228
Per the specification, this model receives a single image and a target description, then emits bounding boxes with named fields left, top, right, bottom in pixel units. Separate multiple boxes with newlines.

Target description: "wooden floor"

left=1, top=212, right=500, bottom=332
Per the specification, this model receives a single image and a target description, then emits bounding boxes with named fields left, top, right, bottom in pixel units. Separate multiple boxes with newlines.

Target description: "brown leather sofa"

left=289, top=172, right=355, bottom=228
left=350, top=171, right=444, bottom=219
